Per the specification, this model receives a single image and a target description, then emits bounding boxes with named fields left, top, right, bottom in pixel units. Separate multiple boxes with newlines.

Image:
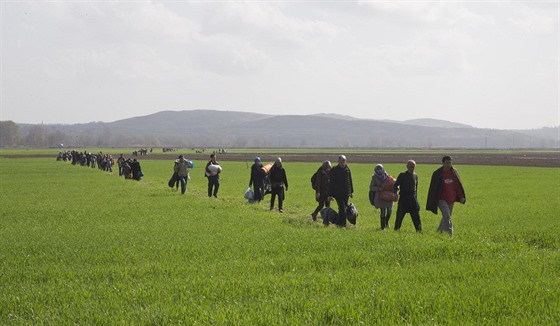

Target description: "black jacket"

left=269, top=165, right=288, bottom=189
left=315, top=167, right=330, bottom=199
left=328, top=165, right=353, bottom=198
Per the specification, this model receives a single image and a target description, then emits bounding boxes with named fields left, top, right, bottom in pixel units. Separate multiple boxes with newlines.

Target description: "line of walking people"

left=167, top=152, right=466, bottom=235
left=59, top=150, right=142, bottom=180
left=248, top=154, right=466, bottom=235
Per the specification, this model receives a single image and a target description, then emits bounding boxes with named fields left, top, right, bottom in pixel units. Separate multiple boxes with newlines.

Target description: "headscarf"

left=373, top=164, right=388, bottom=181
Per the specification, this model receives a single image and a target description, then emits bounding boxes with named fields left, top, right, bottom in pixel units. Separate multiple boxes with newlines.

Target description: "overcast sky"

left=1, top=1, right=558, bottom=130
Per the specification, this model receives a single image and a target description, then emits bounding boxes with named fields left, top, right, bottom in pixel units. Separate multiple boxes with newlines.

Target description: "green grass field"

left=1, top=156, right=559, bottom=324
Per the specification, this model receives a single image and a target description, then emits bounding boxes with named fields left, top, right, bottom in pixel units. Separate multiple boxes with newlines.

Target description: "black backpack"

left=311, top=171, right=318, bottom=190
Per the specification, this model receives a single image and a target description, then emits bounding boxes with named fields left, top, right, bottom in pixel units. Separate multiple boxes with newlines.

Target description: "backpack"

left=311, top=171, right=318, bottom=190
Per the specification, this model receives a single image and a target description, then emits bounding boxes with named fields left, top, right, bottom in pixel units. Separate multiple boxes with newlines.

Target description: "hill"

left=7, top=110, right=560, bottom=148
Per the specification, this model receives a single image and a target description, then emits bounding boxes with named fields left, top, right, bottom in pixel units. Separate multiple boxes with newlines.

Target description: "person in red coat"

left=426, top=156, right=466, bottom=235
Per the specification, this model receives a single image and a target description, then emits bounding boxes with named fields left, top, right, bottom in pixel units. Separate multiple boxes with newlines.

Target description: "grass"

left=0, top=156, right=559, bottom=324
left=1, top=147, right=558, bottom=157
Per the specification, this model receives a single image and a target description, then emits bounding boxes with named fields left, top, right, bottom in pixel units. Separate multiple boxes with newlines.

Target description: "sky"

left=1, top=1, right=558, bottom=130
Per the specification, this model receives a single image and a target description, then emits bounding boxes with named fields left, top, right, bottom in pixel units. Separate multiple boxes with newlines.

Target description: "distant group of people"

left=58, top=150, right=115, bottom=173
left=116, top=154, right=143, bottom=180
left=132, top=148, right=151, bottom=156
left=57, top=151, right=142, bottom=181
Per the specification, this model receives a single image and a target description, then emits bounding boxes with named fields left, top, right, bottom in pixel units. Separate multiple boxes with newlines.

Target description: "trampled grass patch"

left=0, top=157, right=559, bottom=324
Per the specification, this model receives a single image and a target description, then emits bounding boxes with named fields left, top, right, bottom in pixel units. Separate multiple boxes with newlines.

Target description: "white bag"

left=206, top=164, right=222, bottom=176
left=244, top=187, right=254, bottom=200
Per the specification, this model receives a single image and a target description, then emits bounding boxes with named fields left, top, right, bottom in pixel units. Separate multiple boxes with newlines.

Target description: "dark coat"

left=314, top=167, right=330, bottom=200
left=328, top=164, right=353, bottom=198
left=426, top=167, right=466, bottom=214
left=249, top=163, right=265, bottom=187
left=131, top=161, right=142, bottom=180
left=394, top=171, right=420, bottom=212
left=269, top=165, right=288, bottom=189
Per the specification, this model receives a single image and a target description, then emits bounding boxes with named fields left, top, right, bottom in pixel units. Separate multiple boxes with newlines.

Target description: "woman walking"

left=370, top=164, right=394, bottom=230
left=311, top=161, right=331, bottom=221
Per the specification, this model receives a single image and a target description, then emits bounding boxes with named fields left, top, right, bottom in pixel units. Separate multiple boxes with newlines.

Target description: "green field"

left=1, top=155, right=559, bottom=324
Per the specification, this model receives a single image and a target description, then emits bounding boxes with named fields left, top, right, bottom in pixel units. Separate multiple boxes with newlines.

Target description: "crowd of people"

left=58, top=150, right=466, bottom=235
left=57, top=151, right=143, bottom=180
left=248, top=154, right=466, bottom=235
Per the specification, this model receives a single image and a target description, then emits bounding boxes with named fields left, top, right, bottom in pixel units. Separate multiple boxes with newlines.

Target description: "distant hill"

left=8, top=110, right=559, bottom=148
left=401, top=119, right=473, bottom=129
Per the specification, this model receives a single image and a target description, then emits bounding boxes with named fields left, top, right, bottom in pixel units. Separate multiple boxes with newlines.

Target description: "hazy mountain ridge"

left=401, top=119, right=473, bottom=129
left=5, top=110, right=559, bottom=148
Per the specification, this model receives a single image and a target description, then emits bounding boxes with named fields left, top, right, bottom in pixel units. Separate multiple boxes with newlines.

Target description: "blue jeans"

left=179, top=176, right=188, bottom=194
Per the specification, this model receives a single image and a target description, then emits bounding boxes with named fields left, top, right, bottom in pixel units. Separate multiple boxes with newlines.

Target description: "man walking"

left=175, top=155, right=190, bottom=195
left=426, top=155, right=466, bottom=235
left=205, top=153, right=220, bottom=198
left=328, top=155, right=354, bottom=227
left=393, top=160, right=422, bottom=232
left=269, top=157, right=288, bottom=212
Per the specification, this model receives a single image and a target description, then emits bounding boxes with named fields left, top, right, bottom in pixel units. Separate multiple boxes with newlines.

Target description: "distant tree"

left=0, top=121, right=20, bottom=146
left=47, top=130, right=67, bottom=148
left=25, top=125, right=48, bottom=147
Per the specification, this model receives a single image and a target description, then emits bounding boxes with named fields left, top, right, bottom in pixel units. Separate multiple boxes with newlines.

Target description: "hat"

left=275, top=157, right=282, bottom=164
left=254, top=157, right=261, bottom=163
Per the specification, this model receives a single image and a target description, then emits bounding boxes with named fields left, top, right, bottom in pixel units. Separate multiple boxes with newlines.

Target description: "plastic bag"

left=244, top=187, right=254, bottom=200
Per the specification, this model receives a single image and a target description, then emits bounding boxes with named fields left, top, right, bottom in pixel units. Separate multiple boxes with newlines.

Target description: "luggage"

left=244, top=187, right=254, bottom=201
left=260, top=163, right=273, bottom=174
left=346, top=202, right=358, bottom=225
left=380, top=175, right=398, bottom=202
left=168, top=172, right=178, bottom=188
left=380, top=191, right=398, bottom=202
left=206, top=164, right=222, bottom=176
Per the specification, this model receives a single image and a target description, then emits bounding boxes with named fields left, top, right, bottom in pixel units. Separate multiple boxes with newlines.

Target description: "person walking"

left=393, top=160, right=422, bottom=232
left=328, top=155, right=354, bottom=227
left=370, top=164, right=394, bottom=230
left=122, top=158, right=132, bottom=179
left=426, top=155, right=466, bottom=235
left=175, top=155, right=190, bottom=195
left=117, top=154, right=126, bottom=176
left=269, top=157, right=288, bottom=212
left=130, top=158, right=142, bottom=180
left=205, top=153, right=221, bottom=198
left=249, top=157, right=265, bottom=203
left=311, top=161, right=332, bottom=221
